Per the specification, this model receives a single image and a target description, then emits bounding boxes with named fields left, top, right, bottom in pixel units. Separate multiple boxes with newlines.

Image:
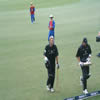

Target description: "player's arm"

left=76, top=48, right=80, bottom=62
left=55, top=46, right=59, bottom=69
left=88, top=45, right=92, bottom=58
left=76, top=48, right=83, bottom=66
left=30, top=8, right=31, bottom=15
left=56, top=56, right=59, bottom=64
left=52, top=21, right=55, bottom=29
left=43, top=46, right=48, bottom=63
left=48, top=22, right=50, bottom=29
left=87, top=45, right=92, bottom=62
left=56, top=56, right=60, bottom=69
left=77, top=57, right=80, bottom=62
left=43, top=46, right=50, bottom=69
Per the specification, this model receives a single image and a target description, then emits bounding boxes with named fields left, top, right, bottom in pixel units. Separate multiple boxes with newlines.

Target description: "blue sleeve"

left=53, top=21, right=55, bottom=28
left=30, top=8, right=31, bottom=12
left=48, top=21, right=50, bottom=27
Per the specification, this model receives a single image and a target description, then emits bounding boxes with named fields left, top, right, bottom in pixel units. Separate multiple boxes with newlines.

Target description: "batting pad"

left=64, top=90, right=100, bottom=100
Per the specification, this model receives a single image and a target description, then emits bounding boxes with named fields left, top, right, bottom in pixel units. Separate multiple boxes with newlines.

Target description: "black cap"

left=83, top=38, right=88, bottom=44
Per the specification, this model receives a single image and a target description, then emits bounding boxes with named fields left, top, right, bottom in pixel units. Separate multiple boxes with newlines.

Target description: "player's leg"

left=52, top=31, right=55, bottom=43
left=48, top=30, right=55, bottom=41
left=80, top=76, right=83, bottom=85
left=31, top=14, right=33, bottom=23
left=33, top=14, right=35, bottom=21
left=32, top=14, right=35, bottom=22
left=50, top=76, right=55, bottom=92
left=52, top=31, right=55, bottom=38
left=47, top=74, right=50, bottom=86
left=48, top=31, right=55, bottom=42
left=50, top=73, right=55, bottom=88
left=48, top=31, right=51, bottom=41
left=31, top=14, right=34, bottom=23
left=83, top=66, right=90, bottom=94
left=81, top=67, right=88, bottom=94
left=46, top=68, right=51, bottom=91
left=46, top=76, right=52, bottom=91
left=31, top=15, right=32, bottom=23
left=82, top=72, right=87, bottom=90
left=50, top=30, right=55, bottom=38
left=50, top=67, right=55, bottom=92
left=83, top=77, right=87, bottom=90
left=85, top=66, right=91, bottom=79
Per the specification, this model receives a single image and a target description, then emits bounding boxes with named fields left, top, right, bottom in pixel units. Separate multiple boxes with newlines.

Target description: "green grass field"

left=0, top=0, right=100, bottom=100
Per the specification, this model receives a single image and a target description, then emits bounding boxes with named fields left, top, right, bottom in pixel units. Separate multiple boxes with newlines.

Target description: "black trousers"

left=81, top=66, right=90, bottom=90
left=47, top=65, right=55, bottom=89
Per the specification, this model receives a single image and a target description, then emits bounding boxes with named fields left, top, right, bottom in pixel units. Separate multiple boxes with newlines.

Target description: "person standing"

left=43, top=36, right=59, bottom=92
left=76, top=38, right=92, bottom=94
left=30, top=2, right=35, bottom=23
left=48, top=14, right=55, bottom=41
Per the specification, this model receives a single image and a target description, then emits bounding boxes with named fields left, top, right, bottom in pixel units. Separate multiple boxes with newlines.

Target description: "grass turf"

left=0, top=0, right=100, bottom=100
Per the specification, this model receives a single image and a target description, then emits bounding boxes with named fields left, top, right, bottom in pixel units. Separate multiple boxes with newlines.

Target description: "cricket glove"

left=87, top=57, right=91, bottom=62
left=44, top=57, right=50, bottom=69
left=79, top=62, right=84, bottom=67
left=87, top=54, right=91, bottom=62
left=89, top=54, right=92, bottom=58
left=44, top=57, right=48, bottom=63
left=56, top=64, right=60, bottom=69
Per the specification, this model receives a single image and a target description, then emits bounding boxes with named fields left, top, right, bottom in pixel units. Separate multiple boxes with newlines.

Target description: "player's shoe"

left=83, top=89, right=88, bottom=94
left=80, top=76, right=83, bottom=86
left=50, top=88, right=55, bottom=93
left=46, top=86, right=50, bottom=91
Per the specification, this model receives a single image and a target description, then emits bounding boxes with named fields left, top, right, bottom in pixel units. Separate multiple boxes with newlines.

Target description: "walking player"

left=48, top=14, right=55, bottom=41
left=76, top=38, right=92, bottom=94
left=44, top=36, right=59, bottom=92
left=30, top=2, right=35, bottom=23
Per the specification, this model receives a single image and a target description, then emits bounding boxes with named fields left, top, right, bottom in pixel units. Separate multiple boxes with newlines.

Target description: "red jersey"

left=48, top=20, right=55, bottom=30
left=30, top=6, right=35, bottom=15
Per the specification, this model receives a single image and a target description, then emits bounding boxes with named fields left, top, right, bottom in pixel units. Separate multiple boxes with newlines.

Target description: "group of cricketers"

left=30, top=2, right=92, bottom=95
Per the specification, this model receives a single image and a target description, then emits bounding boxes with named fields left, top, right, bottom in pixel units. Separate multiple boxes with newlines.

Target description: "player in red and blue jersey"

left=30, top=2, right=35, bottom=23
left=48, top=14, right=55, bottom=41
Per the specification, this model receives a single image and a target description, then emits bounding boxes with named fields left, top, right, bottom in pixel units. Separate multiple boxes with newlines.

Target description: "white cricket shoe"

left=46, top=86, right=50, bottom=91
left=83, top=89, right=88, bottom=94
left=50, top=88, right=55, bottom=93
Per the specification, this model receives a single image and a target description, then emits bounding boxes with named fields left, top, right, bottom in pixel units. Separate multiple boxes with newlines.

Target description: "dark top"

left=76, top=44, right=92, bottom=62
left=44, top=44, right=59, bottom=65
